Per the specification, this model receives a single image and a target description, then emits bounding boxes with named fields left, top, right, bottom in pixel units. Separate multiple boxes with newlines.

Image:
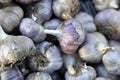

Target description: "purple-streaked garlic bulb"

left=27, top=41, right=63, bottom=73
left=95, top=77, right=111, bottom=80
left=95, top=64, right=119, bottom=80
left=79, top=32, right=112, bottom=63
left=95, top=9, right=120, bottom=40
left=20, top=18, right=46, bottom=42
left=30, top=0, right=52, bottom=24
left=1, top=67, right=24, bottom=80
left=65, top=64, right=96, bottom=80
left=53, top=0, right=80, bottom=20
left=0, top=26, right=35, bottom=69
left=43, top=19, right=62, bottom=30
left=0, top=6, right=24, bottom=33
left=44, top=19, right=85, bottom=54
left=74, top=12, right=96, bottom=33
left=93, top=0, right=119, bottom=11
left=15, top=0, right=40, bottom=4
left=102, top=40, right=120, bottom=75
left=25, top=72, right=52, bottom=80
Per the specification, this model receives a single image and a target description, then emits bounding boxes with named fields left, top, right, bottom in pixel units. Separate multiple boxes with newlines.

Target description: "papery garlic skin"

left=53, top=0, right=80, bottom=20
left=93, top=0, right=119, bottom=11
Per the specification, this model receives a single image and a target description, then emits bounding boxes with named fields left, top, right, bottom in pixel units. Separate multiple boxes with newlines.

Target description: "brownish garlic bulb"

left=95, top=9, right=120, bottom=40
left=0, top=26, right=35, bottom=69
left=79, top=32, right=111, bottom=63
left=25, top=72, right=52, bottom=80
left=74, top=12, right=96, bottom=33
left=1, top=67, right=24, bottom=80
left=27, top=41, right=63, bottom=73
left=0, top=5, right=24, bottom=33
left=53, top=0, right=80, bottom=20
left=93, top=0, right=119, bottom=11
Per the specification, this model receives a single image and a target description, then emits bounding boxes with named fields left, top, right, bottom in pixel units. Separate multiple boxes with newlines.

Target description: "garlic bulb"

left=95, top=77, right=111, bottom=80
left=27, top=41, right=63, bottom=73
left=93, top=0, right=119, bottom=11
left=0, top=26, right=35, bottom=69
left=65, top=64, right=96, bottom=80
left=1, top=67, right=24, bottom=80
left=0, top=6, right=24, bottom=33
left=102, top=40, right=120, bottom=75
left=74, top=12, right=96, bottom=33
left=30, top=0, right=52, bottom=24
left=15, top=0, right=40, bottom=4
left=20, top=18, right=46, bottom=42
left=79, top=32, right=111, bottom=63
left=43, top=19, right=62, bottom=30
left=95, top=9, right=120, bottom=40
left=25, top=72, right=52, bottom=80
left=95, top=64, right=119, bottom=80
left=53, top=0, right=80, bottom=20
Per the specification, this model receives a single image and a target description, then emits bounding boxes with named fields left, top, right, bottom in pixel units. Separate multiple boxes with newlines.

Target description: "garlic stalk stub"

left=93, top=0, right=119, bottom=11
left=27, top=41, right=63, bottom=73
left=0, top=6, right=24, bottom=33
left=79, top=32, right=110, bottom=63
left=0, top=26, right=35, bottom=69
left=31, top=0, right=52, bottom=24
left=25, top=72, right=52, bottom=80
left=53, top=0, right=80, bottom=20
left=1, top=67, right=24, bottom=80
left=95, top=9, right=120, bottom=40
